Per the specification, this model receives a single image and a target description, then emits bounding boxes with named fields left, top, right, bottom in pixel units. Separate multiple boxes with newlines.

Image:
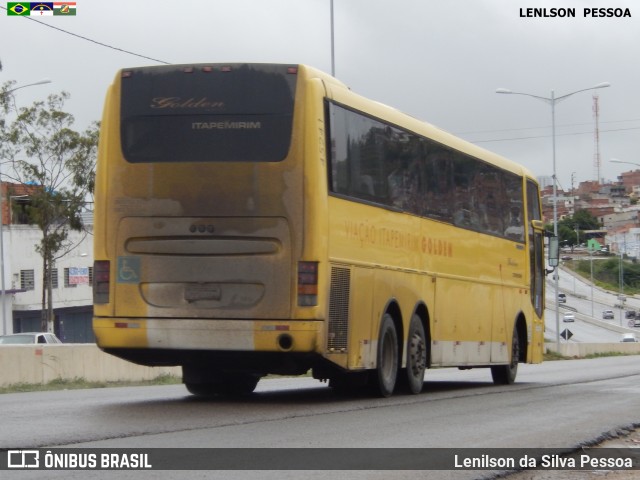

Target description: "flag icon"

left=30, top=2, right=54, bottom=15
left=53, top=2, right=76, bottom=15
left=7, top=2, right=30, bottom=15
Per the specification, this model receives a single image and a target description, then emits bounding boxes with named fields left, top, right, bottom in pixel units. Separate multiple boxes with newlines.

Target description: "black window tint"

left=328, top=101, right=525, bottom=242
left=504, top=175, right=525, bottom=242
left=329, top=103, right=424, bottom=211
left=120, top=64, right=297, bottom=163
left=526, top=180, right=542, bottom=221
left=451, top=156, right=478, bottom=228
left=471, top=163, right=519, bottom=238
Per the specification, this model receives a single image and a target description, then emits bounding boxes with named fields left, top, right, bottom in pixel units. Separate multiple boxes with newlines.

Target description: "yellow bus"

left=93, top=63, right=556, bottom=397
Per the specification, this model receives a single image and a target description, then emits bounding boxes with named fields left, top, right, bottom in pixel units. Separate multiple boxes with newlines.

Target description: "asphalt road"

left=1, top=265, right=637, bottom=479
left=2, top=355, right=639, bottom=480
left=546, top=265, right=640, bottom=343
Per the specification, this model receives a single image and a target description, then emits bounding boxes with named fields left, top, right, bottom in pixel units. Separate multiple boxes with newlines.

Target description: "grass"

left=0, top=373, right=181, bottom=394
left=543, top=350, right=567, bottom=361
left=544, top=349, right=638, bottom=361
left=583, top=351, right=636, bottom=359
left=563, top=257, right=640, bottom=296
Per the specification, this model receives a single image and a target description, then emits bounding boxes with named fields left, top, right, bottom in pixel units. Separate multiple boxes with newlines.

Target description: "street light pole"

left=620, top=247, right=625, bottom=326
left=590, top=250, right=594, bottom=317
left=496, top=82, right=610, bottom=349
left=0, top=78, right=52, bottom=335
left=329, top=0, right=335, bottom=76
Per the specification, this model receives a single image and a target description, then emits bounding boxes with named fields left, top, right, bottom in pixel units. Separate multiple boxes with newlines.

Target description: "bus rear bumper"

left=93, top=317, right=322, bottom=354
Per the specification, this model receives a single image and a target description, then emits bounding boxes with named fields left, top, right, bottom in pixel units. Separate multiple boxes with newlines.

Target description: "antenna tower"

left=593, top=94, right=601, bottom=184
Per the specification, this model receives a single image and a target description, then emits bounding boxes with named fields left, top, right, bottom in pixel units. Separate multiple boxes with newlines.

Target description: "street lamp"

left=610, top=158, right=640, bottom=168
left=0, top=78, right=52, bottom=335
left=496, top=82, right=611, bottom=348
left=3, top=78, right=52, bottom=95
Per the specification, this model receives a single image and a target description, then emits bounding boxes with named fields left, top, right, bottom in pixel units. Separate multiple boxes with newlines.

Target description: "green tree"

left=572, top=209, right=600, bottom=230
left=556, top=209, right=601, bottom=247
left=0, top=82, right=98, bottom=332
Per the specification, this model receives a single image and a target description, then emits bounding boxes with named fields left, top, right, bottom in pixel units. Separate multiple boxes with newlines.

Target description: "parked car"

left=620, top=334, right=638, bottom=343
left=562, top=312, right=575, bottom=322
left=0, top=333, right=62, bottom=345
left=602, top=310, right=615, bottom=320
left=557, top=293, right=566, bottom=303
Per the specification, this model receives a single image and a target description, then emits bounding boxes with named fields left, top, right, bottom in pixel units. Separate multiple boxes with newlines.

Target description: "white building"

left=1, top=187, right=94, bottom=341
left=609, top=227, right=640, bottom=259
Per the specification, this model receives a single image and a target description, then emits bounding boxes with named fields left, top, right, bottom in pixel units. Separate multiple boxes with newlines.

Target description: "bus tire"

left=329, top=371, right=368, bottom=393
left=491, top=327, right=519, bottom=385
left=185, top=374, right=260, bottom=396
left=372, top=313, right=399, bottom=397
left=185, top=383, right=219, bottom=396
left=404, top=314, right=427, bottom=394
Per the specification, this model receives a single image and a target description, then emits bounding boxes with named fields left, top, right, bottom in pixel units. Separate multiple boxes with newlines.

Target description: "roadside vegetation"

left=544, top=349, right=638, bottom=361
left=563, top=257, right=640, bottom=297
left=0, top=374, right=181, bottom=394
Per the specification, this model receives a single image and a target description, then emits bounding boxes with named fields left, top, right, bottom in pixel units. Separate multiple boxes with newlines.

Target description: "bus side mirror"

left=547, top=235, right=559, bottom=272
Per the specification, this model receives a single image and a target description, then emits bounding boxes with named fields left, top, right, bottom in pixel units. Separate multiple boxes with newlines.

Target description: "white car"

left=562, top=313, right=575, bottom=322
left=602, top=310, right=615, bottom=320
left=620, top=334, right=638, bottom=343
left=0, top=333, right=62, bottom=344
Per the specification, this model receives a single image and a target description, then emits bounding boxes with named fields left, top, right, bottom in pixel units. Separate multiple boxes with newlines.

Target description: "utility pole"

left=593, top=94, right=601, bottom=184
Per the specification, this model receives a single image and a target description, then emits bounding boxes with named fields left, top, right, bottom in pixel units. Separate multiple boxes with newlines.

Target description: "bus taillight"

left=93, top=260, right=110, bottom=304
left=297, top=261, right=318, bottom=306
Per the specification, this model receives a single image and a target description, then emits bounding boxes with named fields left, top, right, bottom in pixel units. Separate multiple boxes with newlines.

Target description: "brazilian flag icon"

left=7, top=2, right=30, bottom=15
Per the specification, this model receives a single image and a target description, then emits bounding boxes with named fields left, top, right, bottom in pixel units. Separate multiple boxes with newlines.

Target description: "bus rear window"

left=119, top=64, right=297, bottom=163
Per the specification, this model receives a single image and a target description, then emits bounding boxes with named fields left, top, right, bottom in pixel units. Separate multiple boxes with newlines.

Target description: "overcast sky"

left=1, top=0, right=639, bottom=190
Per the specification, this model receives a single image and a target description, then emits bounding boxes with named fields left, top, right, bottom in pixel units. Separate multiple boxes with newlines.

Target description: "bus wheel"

left=328, top=371, right=368, bottom=393
left=491, top=327, right=519, bottom=385
left=372, top=313, right=399, bottom=397
left=185, top=374, right=260, bottom=396
left=185, top=382, right=219, bottom=396
left=404, top=314, right=427, bottom=394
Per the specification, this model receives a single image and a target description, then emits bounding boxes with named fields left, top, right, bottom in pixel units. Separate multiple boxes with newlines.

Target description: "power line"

left=1, top=6, right=170, bottom=65
left=467, top=126, right=640, bottom=144
left=456, top=118, right=640, bottom=136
